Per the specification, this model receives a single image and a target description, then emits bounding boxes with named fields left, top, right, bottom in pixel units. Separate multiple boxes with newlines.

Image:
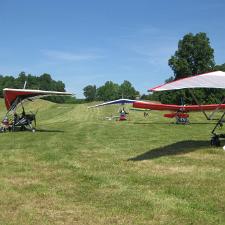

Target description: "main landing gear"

left=211, top=134, right=221, bottom=147
left=210, top=111, right=225, bottom=147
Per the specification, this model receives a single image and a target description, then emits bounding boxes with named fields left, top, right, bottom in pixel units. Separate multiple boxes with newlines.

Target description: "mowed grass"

left=0, top=99, right=225, bottom=224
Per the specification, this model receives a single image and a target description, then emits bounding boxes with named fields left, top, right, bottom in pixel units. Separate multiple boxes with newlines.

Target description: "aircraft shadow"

left=133, top=122, right=217, bottom=125
left=133, top=122, right=175, bottom=125
left=35, top=128, right=64, bottom=133
left=189, top=122, right=217, bottom=125
left=129, top=140, right=210, bottom=161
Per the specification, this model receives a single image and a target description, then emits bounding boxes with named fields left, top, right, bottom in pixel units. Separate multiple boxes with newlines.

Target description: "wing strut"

left=188, top=89, right=225, bottom=146
left=188, top=89, right=225, bottom=121
left=207, top=97, right=225, bottom=120
left=211, top=111, right=225, bottom=135
left=188, top=89, right=210, bottom=120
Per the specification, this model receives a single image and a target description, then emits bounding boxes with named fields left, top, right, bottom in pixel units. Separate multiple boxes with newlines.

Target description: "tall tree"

left=97, top=81, right=120, bottom=101
left=119, top=80, right=139, bottom=99
left=39, top=73, right=52, bottom=90
left=15, top=71, right=27, bottom=88
left=83, top=85, right=97, bottom=101
left=169, top=32, right=215, bottom=79
left=214, top=63, right=225, bottom=72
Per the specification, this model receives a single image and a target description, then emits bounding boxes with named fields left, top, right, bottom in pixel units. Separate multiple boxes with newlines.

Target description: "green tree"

left=83, top=85, right=97, bottom=101
left=214, top=63, right=225, bottom=72
left=97, top=81, right=120, bottom=101
left=119, top=80, right=139, bottom=99
left=153, top=32, right=216, bottom=104
left=15, top=71, right=27, bottom=88
left=0, top=72, right=73, bottom=103
left=169, top=32, right=215, bottom=79
left=39, top=73, right=52, bottom=90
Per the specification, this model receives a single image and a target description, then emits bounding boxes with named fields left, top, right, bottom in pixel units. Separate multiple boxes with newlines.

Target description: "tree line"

left=141, top=32, right=225, bottom=104
left=83, top=80, right=139, bottom=102
left=84, top=32, right=225, bottom=104
left=1, top=32, right=225, bottom=105
left=0, top=72, right=76, bottom=103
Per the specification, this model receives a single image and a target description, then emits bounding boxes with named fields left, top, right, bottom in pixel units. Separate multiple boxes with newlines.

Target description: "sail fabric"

left=3, top=88, right=72, bottom=110
left=150, top=71, right=225, bottom=92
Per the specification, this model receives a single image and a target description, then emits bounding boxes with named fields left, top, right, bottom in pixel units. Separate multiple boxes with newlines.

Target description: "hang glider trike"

left=88, top=98, right=135, bottom=121
left=134, top=71, right=225, bottom=146
left=133, top=101, right=225, bottom=124
left=1, top=88, right=72, bottom=132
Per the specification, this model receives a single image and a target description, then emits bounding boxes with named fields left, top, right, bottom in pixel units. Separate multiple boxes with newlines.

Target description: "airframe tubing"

left=208, top=96, right=225, bottom=120
left=188, top=88, right=225, bottom=137
left=188, top=89, right=210, bottom=120
left=211, top=111, right=225, bottom=135
left=188, top=88, right=225, bottom=120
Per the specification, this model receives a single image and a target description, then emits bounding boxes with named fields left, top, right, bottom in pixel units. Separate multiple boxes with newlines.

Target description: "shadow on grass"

left=129, top=140, right=210, bottom=161
left=35, top=128, right=64, bottom=133
left=133, top=122, right=217, bottom=125
left=133, top=122, right=173, bottom=125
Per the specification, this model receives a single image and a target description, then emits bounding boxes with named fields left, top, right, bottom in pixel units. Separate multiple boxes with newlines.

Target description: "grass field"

left=0, top=99, right=225, bottom=224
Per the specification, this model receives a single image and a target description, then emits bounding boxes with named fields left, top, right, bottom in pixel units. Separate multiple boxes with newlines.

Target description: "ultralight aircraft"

left=1, top=88, right=72, bottom=132
left=88, top=98, right=135, bottom=121
left=133, top=101, right=225, bottom=124
left=134, top=71, right=225, bottom=146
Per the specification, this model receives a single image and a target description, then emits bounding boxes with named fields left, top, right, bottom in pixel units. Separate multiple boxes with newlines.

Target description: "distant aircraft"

left=1, top=88, right=72, bottom=132
left=133, top=101, right=225, bottom=124
left=141, top=71, right=225, bottom=146
left=88, top=98, right=135, bottom=121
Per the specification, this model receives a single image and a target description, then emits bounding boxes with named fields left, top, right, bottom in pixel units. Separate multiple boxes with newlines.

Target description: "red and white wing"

left=3, top=88, right=72, bottom=110
left=150, top=71, right=225, bottom=92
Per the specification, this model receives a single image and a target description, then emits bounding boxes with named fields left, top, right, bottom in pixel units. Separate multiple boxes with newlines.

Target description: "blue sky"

left=0, top=0, right=225, bottom=97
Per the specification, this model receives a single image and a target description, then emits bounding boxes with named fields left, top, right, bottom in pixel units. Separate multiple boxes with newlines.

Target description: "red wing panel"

left=3, top=88, right=72, bottom=110
left=164, top=113, right=177, bottom=118
left=133, top=101, right=225, bottom=112
left=182, top=104, right=225, bottom=111
left=4, top=90, right=41, bottom=110
left=133, top=102, right=183, bottom=111
left=178, top=113, right=189, bottom=118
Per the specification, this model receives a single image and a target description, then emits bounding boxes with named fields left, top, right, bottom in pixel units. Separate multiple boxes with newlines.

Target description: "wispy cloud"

left=42, top=49, right=104, bottom=61
left=107, top=25, right=178, bottom=66
left=129, top=44, right=176, bottom=65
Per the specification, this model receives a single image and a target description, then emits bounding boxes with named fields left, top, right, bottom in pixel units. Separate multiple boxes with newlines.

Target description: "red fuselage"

left=133, top=101, right=225, bottom=112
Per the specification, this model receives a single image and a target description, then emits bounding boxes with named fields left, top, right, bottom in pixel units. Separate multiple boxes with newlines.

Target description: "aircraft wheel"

left=211, top=136, right=220, bottom=147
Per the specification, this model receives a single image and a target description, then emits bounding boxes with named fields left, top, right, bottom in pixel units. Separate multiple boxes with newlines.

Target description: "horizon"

left=0, top=0, right=225, bottom=97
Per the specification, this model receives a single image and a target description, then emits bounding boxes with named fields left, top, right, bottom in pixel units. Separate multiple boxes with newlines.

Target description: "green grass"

left=0, top=99, right=225, bottom=224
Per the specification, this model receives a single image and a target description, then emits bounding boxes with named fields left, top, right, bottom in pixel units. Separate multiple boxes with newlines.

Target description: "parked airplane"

left=138, top=71, right=225, bottom=146
left=88, top=98, right=135, bottom=121
left=133, top=101, right=225, bottom=124
left=1, top=88, right=72, bottom=132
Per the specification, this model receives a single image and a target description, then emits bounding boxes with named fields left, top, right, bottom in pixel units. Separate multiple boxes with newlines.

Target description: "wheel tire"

left=216, top=139, right=221, bottom=147
left=211, top=136, right=221, bottom=147
left=210, top=138, right=214, bottom=146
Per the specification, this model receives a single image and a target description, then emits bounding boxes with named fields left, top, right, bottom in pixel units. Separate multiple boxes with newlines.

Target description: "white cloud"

left=42, top=49, right=104, bottom=61
left=130, top=44, right=176, bottom=65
